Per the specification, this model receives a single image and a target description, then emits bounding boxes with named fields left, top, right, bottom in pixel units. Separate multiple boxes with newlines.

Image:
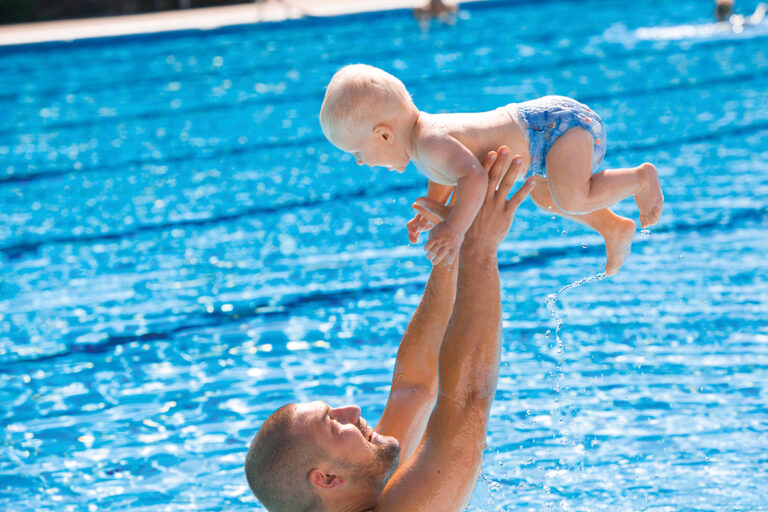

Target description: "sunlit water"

left=2, top=0, right=768, bottom=510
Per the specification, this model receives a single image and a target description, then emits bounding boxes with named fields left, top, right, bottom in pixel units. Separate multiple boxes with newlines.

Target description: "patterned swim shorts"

left=509, top=95, right=607, bottom=178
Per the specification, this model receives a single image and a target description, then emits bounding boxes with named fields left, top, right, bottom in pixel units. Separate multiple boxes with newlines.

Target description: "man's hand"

left=411, top=147, right=534, bottom=256
left=463, top=147, right=535, bottom=252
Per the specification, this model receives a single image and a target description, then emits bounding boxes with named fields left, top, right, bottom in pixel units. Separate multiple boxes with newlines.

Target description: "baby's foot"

left=634, top=163, right=664, bottom=228
left=604, top=216, right=636, bottom=276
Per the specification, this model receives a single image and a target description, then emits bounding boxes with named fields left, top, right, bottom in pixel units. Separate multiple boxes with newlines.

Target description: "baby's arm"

left=426, top=180, right=456, bottom=206
left=407, top=181, right=455, bottom=243
left=418, top=135, right=489, bottom=264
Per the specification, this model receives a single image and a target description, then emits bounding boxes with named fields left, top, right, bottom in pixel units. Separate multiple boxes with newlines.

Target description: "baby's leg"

left=529, top=176, right=636, bottom=276
left=546, top=128, right=663, bottom=227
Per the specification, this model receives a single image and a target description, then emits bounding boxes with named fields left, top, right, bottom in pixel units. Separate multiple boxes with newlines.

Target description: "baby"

left=319, top=64, right=663, bottom=274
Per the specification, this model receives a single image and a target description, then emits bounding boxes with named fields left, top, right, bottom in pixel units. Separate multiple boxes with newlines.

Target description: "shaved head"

left=244, top=404, right=323, bottom=512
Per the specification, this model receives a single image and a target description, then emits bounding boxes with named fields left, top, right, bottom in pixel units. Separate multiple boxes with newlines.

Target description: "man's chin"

left=377, top=437, right=401, bottom=483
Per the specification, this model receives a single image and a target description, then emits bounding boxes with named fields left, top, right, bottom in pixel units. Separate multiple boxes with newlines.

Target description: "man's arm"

left=374, top=261, right=457, bottom=463
left=375, top=150, right=509, bottom=463
left=377, top=149, right=534, bottom=511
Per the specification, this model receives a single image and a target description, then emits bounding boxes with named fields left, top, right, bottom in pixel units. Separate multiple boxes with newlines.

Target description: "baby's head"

left=320, top=64, right=418, bottom=172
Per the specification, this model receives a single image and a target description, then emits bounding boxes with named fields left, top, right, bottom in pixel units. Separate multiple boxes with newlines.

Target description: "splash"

left=597, top=12, right=767, bottom=48
left=542, top=271, right=606, bottom=501
left=544, top=272, right=606, bottom=348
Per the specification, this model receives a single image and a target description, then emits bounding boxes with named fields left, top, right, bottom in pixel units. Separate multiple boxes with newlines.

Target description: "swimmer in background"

left=413, top=0, right=458, bottom=25
left=715, top=0, right=766, bottom=30
left=319, top=64, right=664, bottom=275
left=716, top=0, right=735, bottom=21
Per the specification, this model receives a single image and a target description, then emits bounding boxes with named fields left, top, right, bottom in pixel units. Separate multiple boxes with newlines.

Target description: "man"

left=414, top=0, right=458, bottom=23
left=245, top=147, right=534, bottom=511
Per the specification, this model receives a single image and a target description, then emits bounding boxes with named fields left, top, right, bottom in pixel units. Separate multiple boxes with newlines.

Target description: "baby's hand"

left=424, top=222, right=464, bottom=265
left=407, top=213, right=434, bottom=243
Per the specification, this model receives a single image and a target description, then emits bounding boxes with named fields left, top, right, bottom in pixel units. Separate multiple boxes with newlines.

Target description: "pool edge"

left=0, top=0, right=487, bottom=47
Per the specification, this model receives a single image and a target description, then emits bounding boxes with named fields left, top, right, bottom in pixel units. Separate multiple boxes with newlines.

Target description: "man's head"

left=715, top=0, right=734, bottom=21
left=319, top=64, right=417, bottom=173
left=245, top=401, right=400, bottom=511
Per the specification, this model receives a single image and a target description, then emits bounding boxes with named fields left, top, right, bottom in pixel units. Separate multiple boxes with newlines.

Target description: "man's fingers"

left=505, top=177, right=536, bottom=212
left=412, top=197, right=450, bottom=225
left=481, top=150, right=498, bottom=172
left=486, top=148, right=508, bottom=201
left=496, top=155, right=523, bottom=199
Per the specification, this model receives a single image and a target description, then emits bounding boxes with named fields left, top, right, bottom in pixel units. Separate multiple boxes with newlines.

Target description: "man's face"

left=293, top=401, right=400, bottom=488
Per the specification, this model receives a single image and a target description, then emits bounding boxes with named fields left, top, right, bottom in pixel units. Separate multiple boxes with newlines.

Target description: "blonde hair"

left=319, top=64, right=415, bottom=145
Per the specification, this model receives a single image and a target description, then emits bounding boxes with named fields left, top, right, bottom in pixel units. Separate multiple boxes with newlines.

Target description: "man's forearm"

left=437, top=245, right=501, bottom=406
left=376, top=261, right=459, bottom=463
left=391, top=262, right=458, bottom=393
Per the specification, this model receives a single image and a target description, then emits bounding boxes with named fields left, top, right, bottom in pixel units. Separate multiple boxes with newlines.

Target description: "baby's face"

left=334, top=128, right=409, bottom=173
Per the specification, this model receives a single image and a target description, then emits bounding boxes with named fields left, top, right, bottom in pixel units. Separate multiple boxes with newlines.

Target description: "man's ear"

left=308, top=468, right=346, bottom=489
left=373, top=123, right=394, bottom=144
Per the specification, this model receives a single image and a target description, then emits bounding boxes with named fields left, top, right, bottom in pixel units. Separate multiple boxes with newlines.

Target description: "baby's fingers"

left=430, top=245, right=451, bottom=265
left=424, top=233, right=439, bottom=254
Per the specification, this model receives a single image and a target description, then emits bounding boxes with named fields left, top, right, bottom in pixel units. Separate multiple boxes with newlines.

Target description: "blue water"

left=2, top=0, right=768, bottom=510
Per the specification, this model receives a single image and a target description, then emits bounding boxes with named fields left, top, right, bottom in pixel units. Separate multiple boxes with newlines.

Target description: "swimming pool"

left=1, top=0, right=767, bottom=509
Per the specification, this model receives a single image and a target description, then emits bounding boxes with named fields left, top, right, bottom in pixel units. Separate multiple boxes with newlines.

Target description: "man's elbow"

left=394, top=381, right=438, bottom=406
left=441, top=385, right=495, bottom=413
left=464, top=387, right=495, bottom=411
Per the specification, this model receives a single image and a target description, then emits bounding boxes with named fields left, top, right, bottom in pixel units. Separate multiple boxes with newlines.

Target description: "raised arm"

left=375, top=149, right=514, bottom=463
left=419, top=135, right=488, bottom=265
left=406, top=180, right=455, bottom=244
left=374, top=260, right=457, bottom=463
left=377, top=148, right=534, bottom=512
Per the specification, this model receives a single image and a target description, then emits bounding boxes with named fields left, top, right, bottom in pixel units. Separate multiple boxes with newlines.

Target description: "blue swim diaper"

left=512, top=95, right=607, bottom=178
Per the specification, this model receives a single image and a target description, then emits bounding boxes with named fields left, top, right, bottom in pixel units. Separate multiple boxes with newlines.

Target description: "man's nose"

left=332, top=405, right=361, bottom=423
left=355, top=157, right=364, bottom=166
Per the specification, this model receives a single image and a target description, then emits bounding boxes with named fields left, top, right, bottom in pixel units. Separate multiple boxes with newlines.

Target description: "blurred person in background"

left=715, top=0, right=766, bottom=28
left=715, top=0, right=734, bottom=21
left=414, top=0, right=458, bottom=24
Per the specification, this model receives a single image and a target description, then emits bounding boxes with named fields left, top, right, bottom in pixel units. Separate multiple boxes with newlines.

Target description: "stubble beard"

left=345, top=438, right=401, bottom=492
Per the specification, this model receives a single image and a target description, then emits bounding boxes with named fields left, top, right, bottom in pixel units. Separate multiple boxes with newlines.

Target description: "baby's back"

left=429, top=106, right=531, bottom=181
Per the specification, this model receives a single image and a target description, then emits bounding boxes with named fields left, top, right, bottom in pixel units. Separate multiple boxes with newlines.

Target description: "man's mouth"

left=359, top=420, right=373, bottom=442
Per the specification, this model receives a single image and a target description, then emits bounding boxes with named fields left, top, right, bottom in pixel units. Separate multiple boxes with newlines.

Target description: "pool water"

left=2, top=0, right=768, bottom=510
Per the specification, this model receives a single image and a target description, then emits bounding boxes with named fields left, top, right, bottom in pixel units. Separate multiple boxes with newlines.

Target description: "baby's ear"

left=374, top=124, right=394, bottom=143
